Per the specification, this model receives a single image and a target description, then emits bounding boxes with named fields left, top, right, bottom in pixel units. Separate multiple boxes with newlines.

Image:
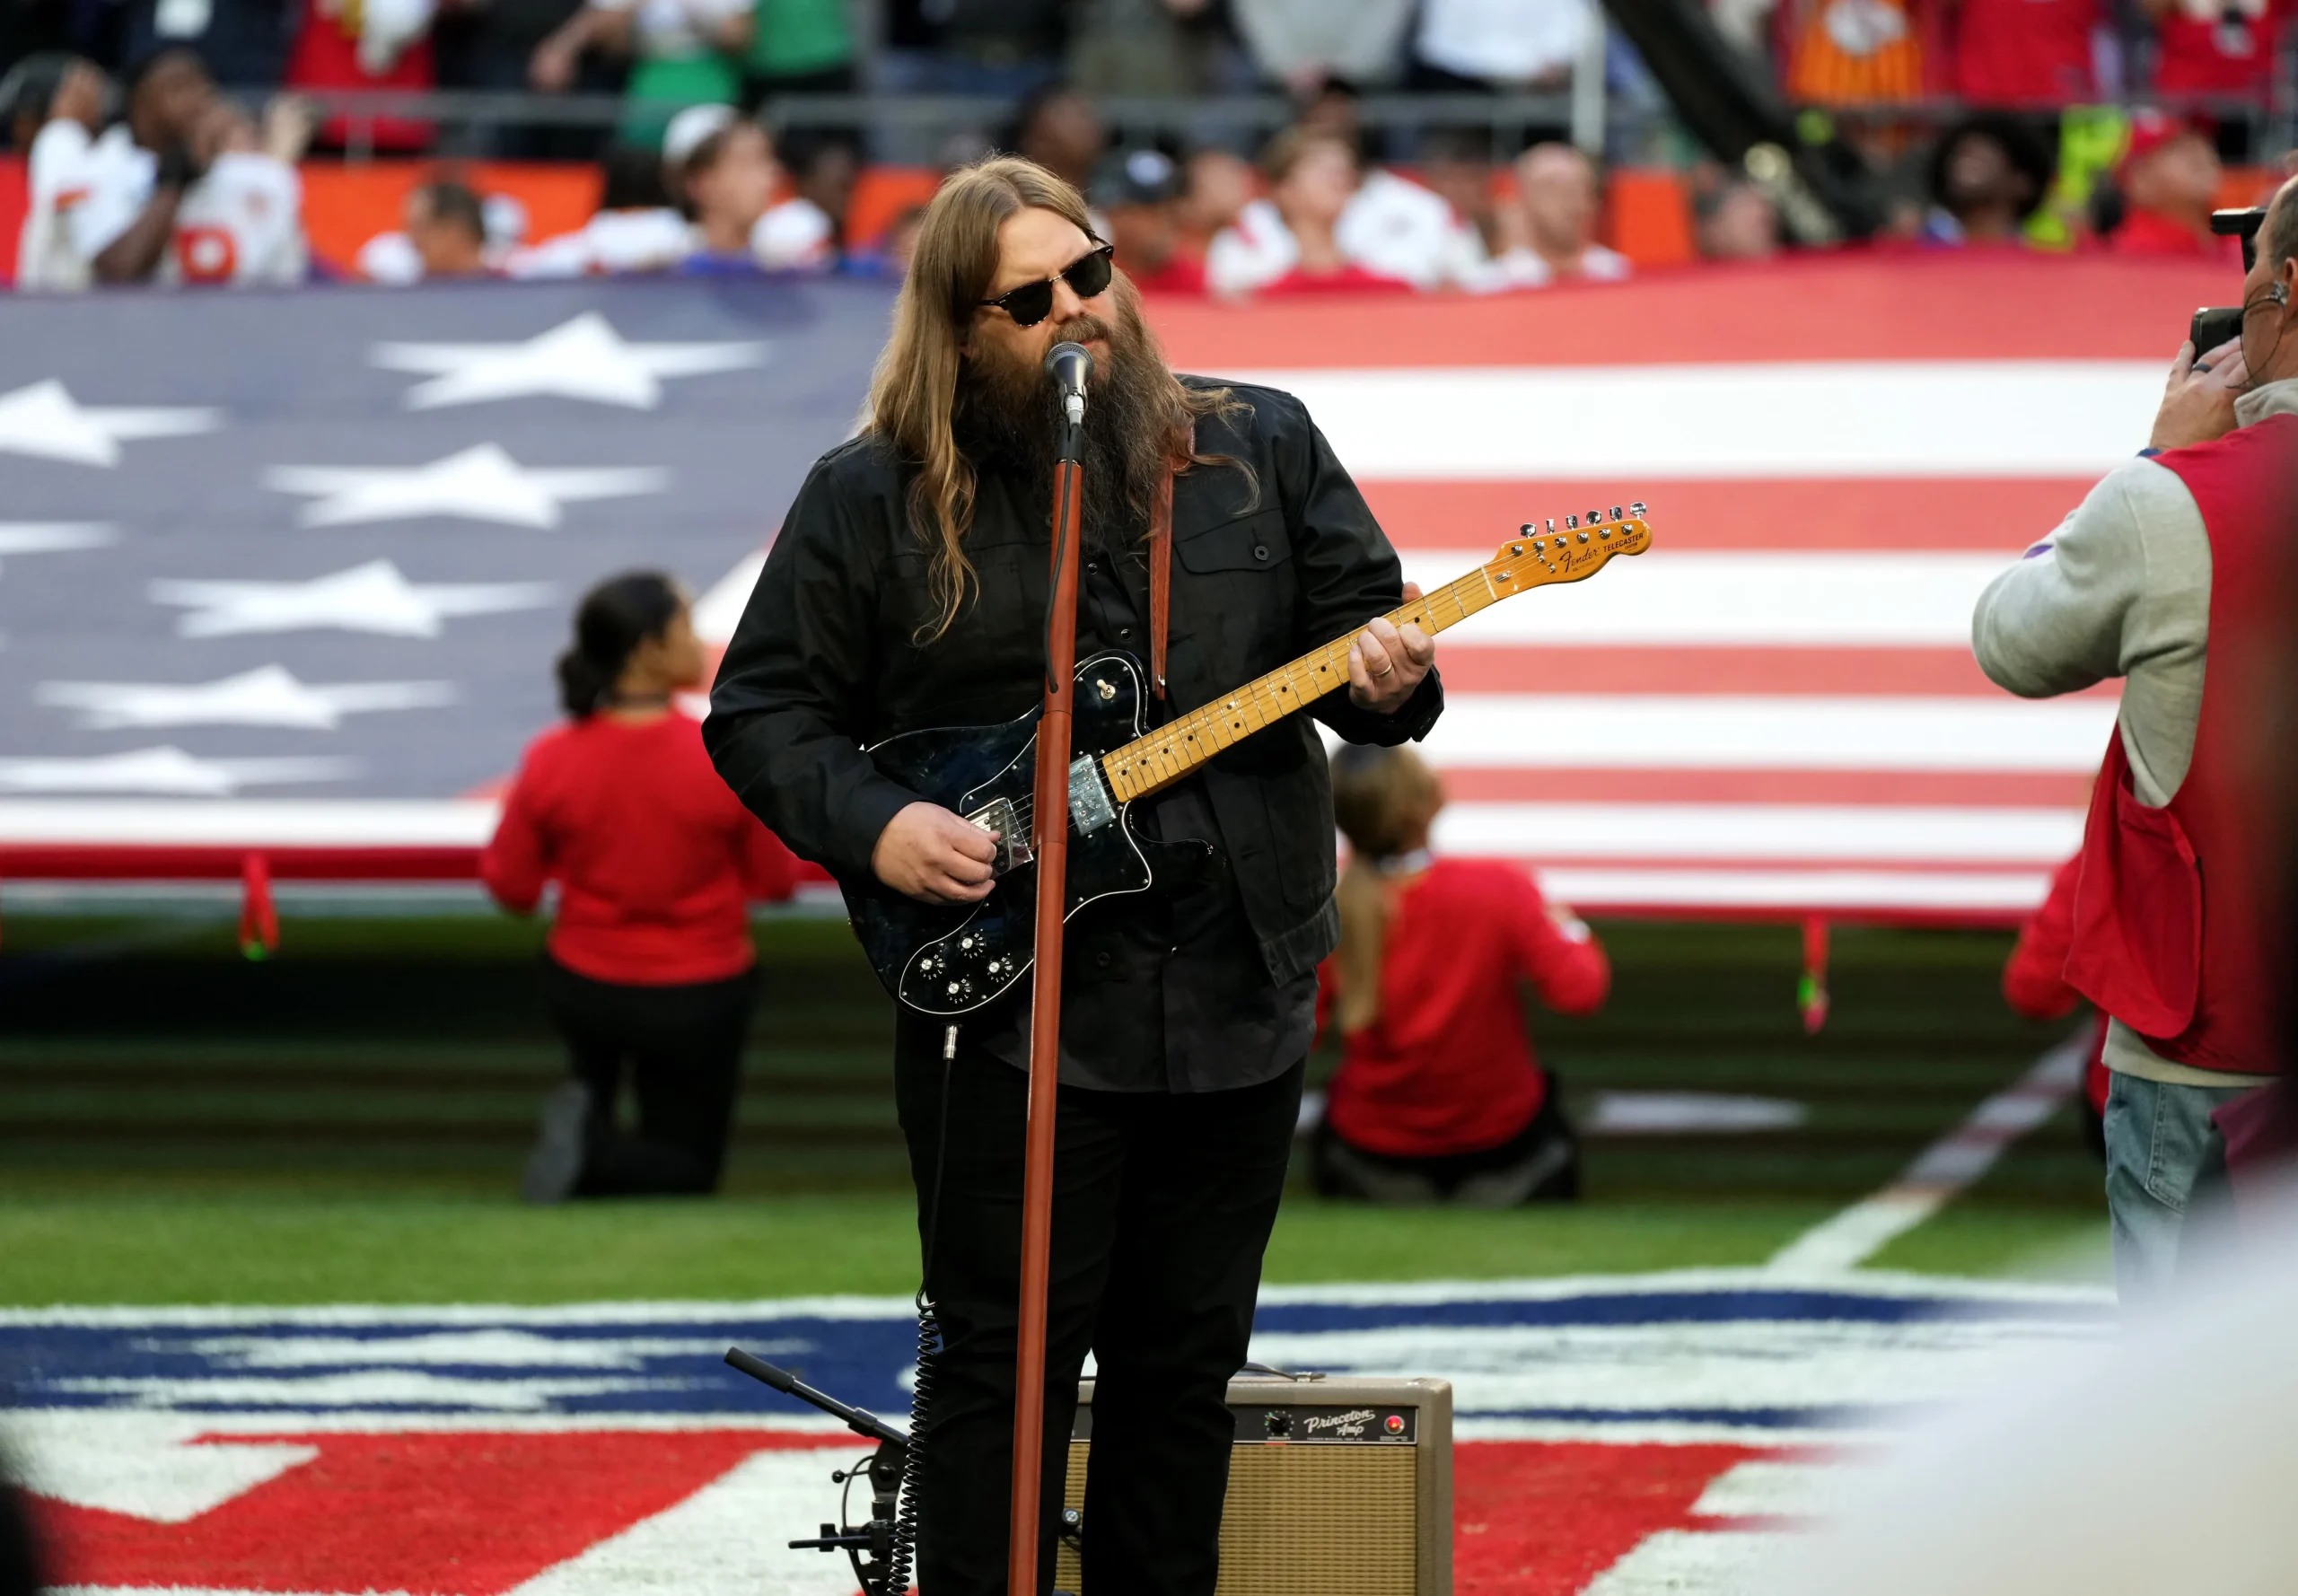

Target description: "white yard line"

left=1766, top=1031, right=2091, bottom=1276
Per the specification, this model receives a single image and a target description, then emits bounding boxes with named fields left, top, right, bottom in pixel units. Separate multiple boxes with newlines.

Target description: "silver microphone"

left=1044, top=341, right=1093, bottom=427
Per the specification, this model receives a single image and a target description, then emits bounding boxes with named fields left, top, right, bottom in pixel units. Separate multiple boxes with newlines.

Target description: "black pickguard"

left=843, top=651, right=1208, bottom=1016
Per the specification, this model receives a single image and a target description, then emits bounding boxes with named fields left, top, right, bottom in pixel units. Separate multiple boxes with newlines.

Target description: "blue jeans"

left=2102, top=1070, right=2244, bottom=1302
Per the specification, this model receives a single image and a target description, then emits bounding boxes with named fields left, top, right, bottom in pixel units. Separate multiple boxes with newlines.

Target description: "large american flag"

left=0, top=253, right=2226, bottom=922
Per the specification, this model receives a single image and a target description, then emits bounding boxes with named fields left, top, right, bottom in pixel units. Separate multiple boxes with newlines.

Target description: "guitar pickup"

left=1069, top=756, right=1116, bottom=834
left=965, top=797, right=1031, bottom=876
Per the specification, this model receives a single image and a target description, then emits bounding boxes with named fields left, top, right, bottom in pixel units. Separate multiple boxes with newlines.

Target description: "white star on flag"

left=149, top=559, right=557, bottom=638
left=370, top=311, right=769, bottom=410
left=263, top=443, right=667, bottom=529
left=38, top=664, right=456, bottom=731
left=0, top=379, right=221, bottom=467
left=0, top=746, right=355, bottom=795
left=0, top=522, right=115, bottom=557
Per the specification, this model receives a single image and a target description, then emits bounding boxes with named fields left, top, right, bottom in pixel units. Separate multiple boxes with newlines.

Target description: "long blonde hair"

left=864, top=154, right=1246, bottom=641
left=1329, top=745, right=1443, bottom=1034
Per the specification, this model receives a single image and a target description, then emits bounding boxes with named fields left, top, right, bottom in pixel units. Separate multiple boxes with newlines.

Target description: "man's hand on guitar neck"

left=873, top=802, right=1000, bottom=905
left=1347, top=582, right=1437, bottom=713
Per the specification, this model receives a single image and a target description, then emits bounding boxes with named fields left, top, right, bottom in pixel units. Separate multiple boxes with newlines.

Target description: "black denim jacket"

left=704, top=377, right=1443, bottom=990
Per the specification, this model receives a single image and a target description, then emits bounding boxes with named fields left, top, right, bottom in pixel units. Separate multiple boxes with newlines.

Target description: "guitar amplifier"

left=1053, top=1374, right=1452, bottom=1596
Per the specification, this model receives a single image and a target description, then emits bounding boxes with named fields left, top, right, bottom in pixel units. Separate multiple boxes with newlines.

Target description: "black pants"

left=1311, top=1083, right=1581, bottom=1206
left=894, top=1019, right=1303, bottom=1596
left=540, top=958, right=755, bottom=1196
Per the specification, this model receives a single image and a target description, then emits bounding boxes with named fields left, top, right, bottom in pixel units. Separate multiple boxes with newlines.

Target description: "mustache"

left=1050, top=314, right=1116, bottom=347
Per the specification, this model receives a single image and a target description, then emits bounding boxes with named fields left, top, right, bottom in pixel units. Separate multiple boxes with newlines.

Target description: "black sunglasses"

left=975, top=241, right=1115, bottom=328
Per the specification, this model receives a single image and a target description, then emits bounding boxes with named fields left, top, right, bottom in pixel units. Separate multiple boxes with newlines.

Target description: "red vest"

left=2064, top=412, right=2298, bottom=1074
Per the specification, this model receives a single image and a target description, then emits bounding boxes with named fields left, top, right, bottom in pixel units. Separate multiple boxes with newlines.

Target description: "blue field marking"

left=0, top=1271, right=2111, bottom=1437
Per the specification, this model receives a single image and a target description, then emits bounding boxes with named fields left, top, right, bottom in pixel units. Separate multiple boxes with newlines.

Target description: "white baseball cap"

left=662, top=103, right=737, bottom=167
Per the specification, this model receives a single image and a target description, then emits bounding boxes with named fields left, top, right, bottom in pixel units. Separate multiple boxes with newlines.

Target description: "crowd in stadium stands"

left=0, top=0, right=2291, bottom=290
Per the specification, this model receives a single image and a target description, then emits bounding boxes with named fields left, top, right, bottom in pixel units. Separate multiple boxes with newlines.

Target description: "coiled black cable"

left=884, top=1025, right=958, bottom=1594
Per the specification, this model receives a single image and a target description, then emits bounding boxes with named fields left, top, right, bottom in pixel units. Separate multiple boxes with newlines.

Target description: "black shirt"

left=706, top=377, right=1442, bottom=1092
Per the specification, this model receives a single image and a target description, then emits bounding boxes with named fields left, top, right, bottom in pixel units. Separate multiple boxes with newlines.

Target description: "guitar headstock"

left=1486, top=503, right=1653, bottom=592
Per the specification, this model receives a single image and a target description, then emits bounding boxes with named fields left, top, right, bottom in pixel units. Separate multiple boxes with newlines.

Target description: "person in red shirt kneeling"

left=483, top=572, right=796, bottom=1203
left=1314, top=746, right=1610, bottom=1206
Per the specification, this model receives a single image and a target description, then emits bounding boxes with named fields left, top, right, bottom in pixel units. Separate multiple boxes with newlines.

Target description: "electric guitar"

left=844, top=504, right=1654, bottom=1014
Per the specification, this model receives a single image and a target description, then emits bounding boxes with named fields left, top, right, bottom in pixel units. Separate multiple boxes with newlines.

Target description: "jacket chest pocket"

left=1172, top=509, right=1294, bottom=680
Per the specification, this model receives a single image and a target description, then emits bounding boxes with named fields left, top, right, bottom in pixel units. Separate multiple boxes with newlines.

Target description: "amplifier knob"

left=1263, top=1410, right=1290, bottom=1438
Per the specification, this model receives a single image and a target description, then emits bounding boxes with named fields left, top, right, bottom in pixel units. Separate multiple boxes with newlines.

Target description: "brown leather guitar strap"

left=1147, top=425, right=1192, bottom=701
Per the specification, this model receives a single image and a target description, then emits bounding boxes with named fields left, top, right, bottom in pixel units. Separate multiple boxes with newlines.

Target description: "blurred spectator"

left=1175, top=144, right=1254, bottom=250
left=1497, top=141, right=1630, bottom=283
left=1206, top=126, right=1412, bottom=295
left=116, top=0, right=293, bottom=88
left=284, top=0, right=436, bottom=152
left=1413, top=126, right=1518, bottom=287
left=1695, top=174, right=1782, bottom=260
left=531, top=0, right=750, bottom=148
left=1784, top=0, right=1924, bottom=103
left=484, top=571, right=796, bottom=1204
left=742, top=0, right=855, bottom=105
left=1409, top=0, right=1592, bottom=92
left=2003, top=853, right=2112, bottom=1159
left=1946, top=0, right=2101, bottom=106
left=848, top=199, right=927, bottom=277
left=2145, top=0, right=2288, bottom=122
left=1313, top=745, right=1609, bottom=1206
left=1007, top=81, right=1107, bottom=193
left=1092, top=146, right=1206, bottom=293
left=2110, top=110, right=2234, bottom=258
left=361, top=177, right=493, bottom=281
left=779, top=132, right=858, bottom=257
left=874, top=0, right=1068, bottom=100
left=508, top=118, right=696, bottom=275
left=1231, top=0, right=1413, bottom=93
left=1069, top=0, right=1244, bottom=97
left=433, top=0, right=591, bottom=158
left=1, top=49, right=103, bottom=151
left=18, top=48, right=309, bottom=288
left=1923, top=112, right=2053, bottom=245
left=675, top=105, right=830, bottom=271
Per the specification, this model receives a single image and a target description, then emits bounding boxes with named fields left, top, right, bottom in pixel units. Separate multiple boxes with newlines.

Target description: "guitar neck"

left=1099, top=567, right=1500, bottom=806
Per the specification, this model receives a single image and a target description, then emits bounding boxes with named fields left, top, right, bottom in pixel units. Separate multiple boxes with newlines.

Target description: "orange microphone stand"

left=1007, top=344, right=1091, bottom=1596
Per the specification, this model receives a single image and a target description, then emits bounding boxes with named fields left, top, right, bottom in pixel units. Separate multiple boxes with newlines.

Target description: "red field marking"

left=1427, top=645, right=2118, bottom=698
left=1147, top=253, right=2224, bottom=367
left=34, top=1430, right=838, bottom=1595
left=1453, top=1440, right=1767, bottom=1594
left=1358, top=478, right=2092, bottom=552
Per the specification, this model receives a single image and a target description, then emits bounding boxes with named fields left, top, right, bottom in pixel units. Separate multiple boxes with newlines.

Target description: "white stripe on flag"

left=1531, top=866, right=2053, bottom=912
left=1234, top=361, right=2161, bottom=478
left=1422, top=695, right=2118, bottom=771
left=1400, top=550, right=2022, bottom=646
left=1435, top=802, right=2083, bottom=864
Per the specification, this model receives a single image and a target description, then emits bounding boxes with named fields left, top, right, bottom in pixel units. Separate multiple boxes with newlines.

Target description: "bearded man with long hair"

left=707, top=155, right=1440, bottom=1594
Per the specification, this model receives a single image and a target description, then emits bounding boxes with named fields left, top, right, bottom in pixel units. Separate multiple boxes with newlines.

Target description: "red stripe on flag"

left=1149, top=253, right=2224, bottom=367
left=1432, top=645, right=2118, bottom=697
left=1363, top=478, right=2088, bottom=550
left=1432, top=767, right=2094, bottom=806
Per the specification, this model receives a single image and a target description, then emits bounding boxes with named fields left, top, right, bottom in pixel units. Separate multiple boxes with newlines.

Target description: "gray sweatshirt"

left=1971, top=376, right=2298, bottom=1087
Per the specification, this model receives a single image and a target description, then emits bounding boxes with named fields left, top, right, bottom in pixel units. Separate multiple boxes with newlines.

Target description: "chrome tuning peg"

left=1609, top=504, right=1624, bottom=521
left=1584, top=509, right=1602, bottom=526
left=1629, top=501, right=1646, bottom=517
left=1564, top=513, right=1579, bottom=530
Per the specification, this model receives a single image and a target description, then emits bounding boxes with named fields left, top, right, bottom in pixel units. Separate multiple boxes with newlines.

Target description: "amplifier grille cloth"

left=1053, top=1440, right=1418, bottom=1594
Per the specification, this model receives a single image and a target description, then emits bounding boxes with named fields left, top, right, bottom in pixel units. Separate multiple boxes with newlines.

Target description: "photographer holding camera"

left=1974, top=174, right=2298, bottom=1302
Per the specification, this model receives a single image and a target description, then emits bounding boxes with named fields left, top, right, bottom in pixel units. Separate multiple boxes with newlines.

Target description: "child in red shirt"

left=1314, top=746, right=1609, bottom=1206
left=483, top=571, right=795, bottom=1202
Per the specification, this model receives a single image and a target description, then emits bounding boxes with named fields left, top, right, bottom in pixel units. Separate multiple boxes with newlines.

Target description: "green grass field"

left=0, top=909, right=2109, bottom=1304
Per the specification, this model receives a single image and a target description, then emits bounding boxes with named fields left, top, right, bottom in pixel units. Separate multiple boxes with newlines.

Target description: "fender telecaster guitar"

left=844, top=504, right=1654, bottom=1014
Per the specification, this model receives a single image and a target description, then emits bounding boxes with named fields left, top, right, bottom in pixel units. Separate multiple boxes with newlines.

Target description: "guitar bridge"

left=965, top=797, right=1031, bottom=876
left=1069, top=756, right=1116, bottom=834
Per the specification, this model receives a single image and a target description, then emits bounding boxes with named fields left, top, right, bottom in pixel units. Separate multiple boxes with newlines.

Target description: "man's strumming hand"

left=1347, top=582, right=1437, bottom=713
left=873, top=802, right=999, bottom=905
left=2151, top=337, right=2249, bottom=451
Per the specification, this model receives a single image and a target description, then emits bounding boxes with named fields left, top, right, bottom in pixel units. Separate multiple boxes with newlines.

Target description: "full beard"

left=951, top=301, right=1180, bottom=553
